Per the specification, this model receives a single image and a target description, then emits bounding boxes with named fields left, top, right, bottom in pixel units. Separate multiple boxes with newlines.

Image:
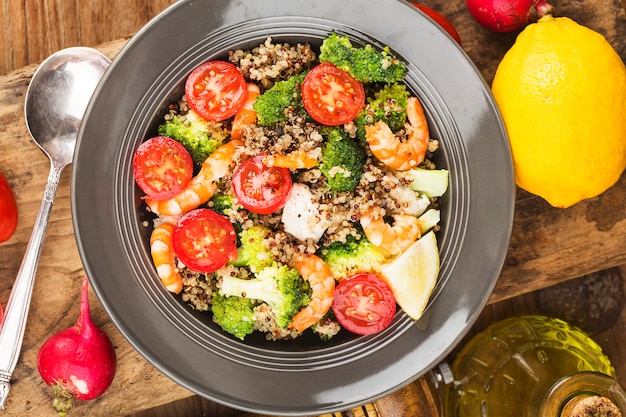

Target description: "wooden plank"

left=0, top=0, right=626, bottom=416
left=0, top=0, right=176, bottom=75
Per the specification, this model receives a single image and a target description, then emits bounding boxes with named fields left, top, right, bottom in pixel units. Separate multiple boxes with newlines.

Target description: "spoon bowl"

left=25, top=48, right=110, bottom=167
left=0, top=47, right=110, bottom=409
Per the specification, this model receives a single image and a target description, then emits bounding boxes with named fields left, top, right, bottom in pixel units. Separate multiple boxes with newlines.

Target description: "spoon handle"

left=0, top=163, right=64, bottom=409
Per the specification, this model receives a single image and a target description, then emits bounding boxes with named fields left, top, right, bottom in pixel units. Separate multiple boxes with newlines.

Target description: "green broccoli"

left=158, top=109, right=229, bottom=166
left=208, top=194, right=243, bottom=241
left=219, top=264, right=311, bottom=328
left=209, top=194, right=236, bottom=216
left=319, top=127, right=367, bottom=193
left=231, top=225, right=275, bottom=272
left=354, top=83, right=411, bottom=141
left=211, top=292, right=256, bottom=340
left=319, top=33, right=407, bottom=84
left=253, top=72, right=307, bottom=126
left=318, top=234, right=391, bottom=280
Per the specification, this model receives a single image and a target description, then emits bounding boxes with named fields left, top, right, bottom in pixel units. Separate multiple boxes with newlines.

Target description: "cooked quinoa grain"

left=181, top=269, right=215, bottom=312
left=253, top=304, right=302, bottom=341
left=228, top=37, right=316, bottom=89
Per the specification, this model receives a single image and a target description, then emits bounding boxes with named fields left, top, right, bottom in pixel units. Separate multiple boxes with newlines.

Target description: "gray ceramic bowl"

left=71, top=0, right=515, bottom=414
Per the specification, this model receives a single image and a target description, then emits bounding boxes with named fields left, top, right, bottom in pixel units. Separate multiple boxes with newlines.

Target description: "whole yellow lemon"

left=492, top=15, right=626, bottom=208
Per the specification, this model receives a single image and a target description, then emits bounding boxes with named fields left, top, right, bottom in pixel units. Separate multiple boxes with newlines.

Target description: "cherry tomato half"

left=185, top=60, right=248, bottom=122
left=0, top=172, right=18, bottom=243
left=332, top=273, right=397, bottom=335
left=232, top=154, right=292, bottom=215
left=172, top=208, right=237, bottom=273
left=410, top=3, right=462, bottom=46
left=301, top=62, right=365, bottom=126
left=133, top=136, right=194, bottom=200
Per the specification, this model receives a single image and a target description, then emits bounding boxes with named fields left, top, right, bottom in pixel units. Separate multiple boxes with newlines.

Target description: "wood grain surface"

left=0, top=0, right=626, bottom=416
left=0, top=0, right=175, bottom=76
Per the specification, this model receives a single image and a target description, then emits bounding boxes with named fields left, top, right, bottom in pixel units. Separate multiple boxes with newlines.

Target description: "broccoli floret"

left=318, top=234, right=391, bottom=280
left=211, top=292, right=256, bottom=340
left=354, top=83, right=411, bottom=141
left=253, top=72, right=307, bottom=126
left=158, top=109, right=229, bottom=166
left=209, top=194, right=235, bottom=216
left=208, top=194, right=243, bottom=242
left=319, top=33, right=406, bottom=84
left=231, top=225, right=275, bottom=271
left=219, top=264, right=311, bottom=329
left=319, top=127, right=367, bottom=193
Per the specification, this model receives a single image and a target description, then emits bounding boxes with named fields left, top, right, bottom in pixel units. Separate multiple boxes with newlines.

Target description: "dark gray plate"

left=71, top=0, right=514, bottom=414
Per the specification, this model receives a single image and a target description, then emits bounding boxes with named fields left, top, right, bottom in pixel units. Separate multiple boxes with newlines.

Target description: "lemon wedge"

left=379, top=231, right=440, bottom=320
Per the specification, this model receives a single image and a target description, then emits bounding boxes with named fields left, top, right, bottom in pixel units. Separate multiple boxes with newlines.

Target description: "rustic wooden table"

left=1, top=0, right=626, bottom=416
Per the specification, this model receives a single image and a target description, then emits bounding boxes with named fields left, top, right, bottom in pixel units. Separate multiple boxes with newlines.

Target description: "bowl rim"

left=71, top=0, right=515, bottom=414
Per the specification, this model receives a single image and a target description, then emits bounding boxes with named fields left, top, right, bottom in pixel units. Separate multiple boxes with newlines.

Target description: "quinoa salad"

left=134, top=34, right=448, bottom=341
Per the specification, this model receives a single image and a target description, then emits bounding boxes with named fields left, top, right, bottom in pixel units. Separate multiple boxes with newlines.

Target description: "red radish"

left=37, top=276, right=116, bottom=415
left=0, top=171, right=18, bottom=243
left=465, top=0, right=553, bottom=33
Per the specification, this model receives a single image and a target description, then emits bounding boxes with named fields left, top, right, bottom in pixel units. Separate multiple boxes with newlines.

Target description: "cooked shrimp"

left=288, top=254, right=335, bottom=332
left=365, top=96, right=430, bottom=171
left=360, top=209, right=420, bottom=255
left=150, top=223, right=182, bottom=294
left=264, top=150, right=318, bottom=169
left=145, top=140, right=243, bottom=216
left=231, top=83, right=260, bottom=141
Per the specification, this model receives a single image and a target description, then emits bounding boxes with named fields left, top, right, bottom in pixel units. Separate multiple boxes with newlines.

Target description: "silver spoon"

left=0, top=47, right=110, bottom=409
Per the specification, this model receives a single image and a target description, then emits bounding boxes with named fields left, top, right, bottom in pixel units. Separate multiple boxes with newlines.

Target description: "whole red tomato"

left=0, top=172, right=18, bottom=242
left=410, top=3, right=462, bottom=46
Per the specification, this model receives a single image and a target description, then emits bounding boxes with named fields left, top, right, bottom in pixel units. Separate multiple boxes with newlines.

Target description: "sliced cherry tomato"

left=0, top=172, right=18, bottom=243
left=172, top=208, right=237, bottom=273
left=332, top=273, right=397, bottom=335
left=185, top=60, right=248, bottom=122
left=301, top=62, right=365, bottom=126
left=410, top=3, right=462, bottom=46
left=133, top=136, right=193, bottom=200
left=232, top=154, right=292, bottom=215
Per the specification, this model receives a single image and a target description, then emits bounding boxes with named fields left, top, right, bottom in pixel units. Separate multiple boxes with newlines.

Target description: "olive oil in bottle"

left=443, top=315, right=626, bottom=417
